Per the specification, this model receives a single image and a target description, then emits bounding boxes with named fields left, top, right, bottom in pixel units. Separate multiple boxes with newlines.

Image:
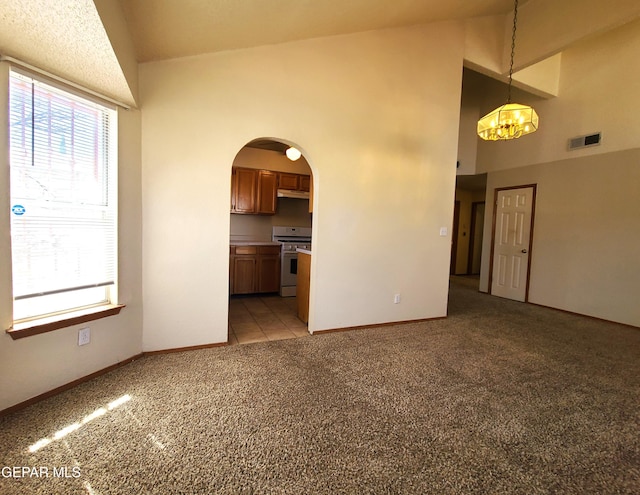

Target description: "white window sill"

left=6, top=304, right=125, bottom=340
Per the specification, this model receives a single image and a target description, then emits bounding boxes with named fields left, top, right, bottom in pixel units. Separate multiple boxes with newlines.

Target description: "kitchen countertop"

left=296, top=248, right=312, bottom=255
left=230, top=241, right=280, bottom=246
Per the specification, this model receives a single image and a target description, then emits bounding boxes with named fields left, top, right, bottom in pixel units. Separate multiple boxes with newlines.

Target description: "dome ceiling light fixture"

left=286, top=147, right=302, bottom=161
left=477, top=0, right=539, bottom=141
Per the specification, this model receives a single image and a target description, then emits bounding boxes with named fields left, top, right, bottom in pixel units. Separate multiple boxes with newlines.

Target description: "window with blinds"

left=9, top=70, right=117, bottom=321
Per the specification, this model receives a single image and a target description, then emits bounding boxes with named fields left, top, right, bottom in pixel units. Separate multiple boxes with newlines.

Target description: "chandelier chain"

left=476, top=0, right=538, bottom=141
left=508, top=0, right=519, bottom=103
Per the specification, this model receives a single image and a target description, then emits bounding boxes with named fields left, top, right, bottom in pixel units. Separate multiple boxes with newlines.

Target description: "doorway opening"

left=450, top=201, right=461, bottom=275
left=228, top=138, right=313, bottom=344
left=452, top=174, right=487, bottom=286
left=467, top=201, right=485, bottom=275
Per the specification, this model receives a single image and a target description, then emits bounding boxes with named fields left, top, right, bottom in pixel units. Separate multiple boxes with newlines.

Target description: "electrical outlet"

left=78, top=327, right=91, bottom=346
left=394, top=294, right=401, bottom=304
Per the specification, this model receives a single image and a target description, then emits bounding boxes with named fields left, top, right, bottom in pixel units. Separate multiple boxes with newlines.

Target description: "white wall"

left=476, top=19, right=640, bottom=327
left=0, top=62, right=144, bottom=410
left=140, top=22, right=465, bottom=350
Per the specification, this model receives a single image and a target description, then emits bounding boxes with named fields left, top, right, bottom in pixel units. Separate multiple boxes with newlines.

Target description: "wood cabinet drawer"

left=258, top=245, right=281, bottom=255
left=235, top=246, right=257, bottom=255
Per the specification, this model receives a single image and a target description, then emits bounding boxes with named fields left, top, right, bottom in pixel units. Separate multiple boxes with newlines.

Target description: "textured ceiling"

left=0, top=0, right=533, bottom=106
left=119, top=0, right=526, bottom=62
left=0, top=0, right=134, bottom=105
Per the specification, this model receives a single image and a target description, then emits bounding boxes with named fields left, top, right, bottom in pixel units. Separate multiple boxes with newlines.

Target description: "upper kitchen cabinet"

left=256, top=170, right=277, bottom=214
left=231, top=167, right=277, bottom=215
left=279, top=172, right=311, bottom=192
left=299, top=175, right=311, bottom=192
left=231, top=167, right=257, bottom=213
left=278, top=173, right=299, bottom=191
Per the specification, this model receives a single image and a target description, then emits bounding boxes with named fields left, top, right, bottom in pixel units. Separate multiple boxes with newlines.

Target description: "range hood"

left=277, top=189, right=310, bottom=200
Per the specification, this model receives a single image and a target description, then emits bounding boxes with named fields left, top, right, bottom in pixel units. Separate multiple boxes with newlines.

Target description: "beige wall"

left=140, top=22, right=465, bottom=350
left=475, top=20, right=640, bottom=327
left=479, top=149, right=640, bottom=327
left=476, top=18, right=640, bottom=173
left=0, top=62, right=144, bottom=410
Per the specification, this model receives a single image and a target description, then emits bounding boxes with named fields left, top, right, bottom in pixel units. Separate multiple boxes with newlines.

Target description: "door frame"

left=450, top=200, right=461, bottom=275
left=466, top=201, right=485, bottom=275
left=488, top=184, right=537, bottom=302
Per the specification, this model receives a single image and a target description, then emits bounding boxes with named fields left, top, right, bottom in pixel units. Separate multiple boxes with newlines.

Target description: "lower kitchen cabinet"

left=232, top=255, right=257, bottom=294
left=230, top=245, right=281, bottom=295
left=257, top=252, right=280, bottom=293
left=296, top=251, right=311, bottom=323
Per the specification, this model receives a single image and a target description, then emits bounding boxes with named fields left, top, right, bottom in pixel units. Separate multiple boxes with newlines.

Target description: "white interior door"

left=491, top=186, right=535, bottom=301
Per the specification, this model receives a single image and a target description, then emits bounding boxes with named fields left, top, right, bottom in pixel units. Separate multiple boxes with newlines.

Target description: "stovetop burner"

left=272, top=226, right=311, bottom=251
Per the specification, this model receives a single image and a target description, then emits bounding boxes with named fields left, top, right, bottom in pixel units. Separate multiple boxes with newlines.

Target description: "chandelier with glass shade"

left=477, top=0, right=539, bottom=141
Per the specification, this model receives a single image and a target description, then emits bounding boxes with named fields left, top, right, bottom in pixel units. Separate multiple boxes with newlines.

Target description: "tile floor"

left=228, top=294, right=309, bottom=345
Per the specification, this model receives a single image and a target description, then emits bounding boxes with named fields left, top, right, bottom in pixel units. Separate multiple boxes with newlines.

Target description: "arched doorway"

left=228, top=138, right=313, bottom=344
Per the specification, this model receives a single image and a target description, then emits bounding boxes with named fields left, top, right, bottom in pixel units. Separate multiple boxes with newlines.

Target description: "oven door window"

left=289, top=257, right=297, bottom=275
left=281, top=253, right=298, bottom=287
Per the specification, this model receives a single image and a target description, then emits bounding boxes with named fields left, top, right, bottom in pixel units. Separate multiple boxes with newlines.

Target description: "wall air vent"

left=568, top=132, right=601, bottom=150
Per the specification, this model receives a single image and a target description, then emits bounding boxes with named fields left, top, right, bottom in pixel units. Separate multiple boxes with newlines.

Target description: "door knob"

left=521, top=249, right=528, bottom=254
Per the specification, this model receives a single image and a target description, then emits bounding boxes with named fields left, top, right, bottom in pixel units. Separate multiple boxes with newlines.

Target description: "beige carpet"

left=1, top=278, right=639, bottom=494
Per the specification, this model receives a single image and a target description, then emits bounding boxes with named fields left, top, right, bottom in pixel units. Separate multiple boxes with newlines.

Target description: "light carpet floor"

left=1, top=278, right=639, bottom=494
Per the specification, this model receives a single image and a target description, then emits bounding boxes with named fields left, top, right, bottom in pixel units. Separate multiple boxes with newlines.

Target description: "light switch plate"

left=439, top=227, right=448, bottom=236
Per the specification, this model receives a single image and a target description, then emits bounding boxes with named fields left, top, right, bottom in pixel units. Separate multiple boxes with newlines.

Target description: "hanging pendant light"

left=477, top=0, right=539, bottom=141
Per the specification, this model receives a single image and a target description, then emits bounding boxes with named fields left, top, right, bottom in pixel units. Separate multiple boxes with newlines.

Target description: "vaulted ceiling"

left=1, top=0, right=638, bottom=108
left=118, top=0, right=526, bottom=63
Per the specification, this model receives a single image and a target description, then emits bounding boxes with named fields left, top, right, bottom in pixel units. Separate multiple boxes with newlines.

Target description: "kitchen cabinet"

left=231, top=247, right=257, bottom=294
left=278, top=173, right=299, bottom=191
left=299, top=175, right=311, bottom=192
left=230, top=245, right=281, bottom=295
left=297, top=251, right=311, bottom=323
left=231, top=168, right=257, bottom=213
left=231, top=167, right=277, bottom=215
left=278, top=172, right=311, bottom=192
left=256, top=170, right=277, bottom=214
left=257, top=248, right=281, bottom=293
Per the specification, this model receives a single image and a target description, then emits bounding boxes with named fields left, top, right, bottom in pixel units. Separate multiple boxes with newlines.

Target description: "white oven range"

left=272, top=226, right=311, bottom=297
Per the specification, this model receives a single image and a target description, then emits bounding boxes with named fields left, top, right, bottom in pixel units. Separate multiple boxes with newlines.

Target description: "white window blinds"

left=9, top=70, right=117, bottom=320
